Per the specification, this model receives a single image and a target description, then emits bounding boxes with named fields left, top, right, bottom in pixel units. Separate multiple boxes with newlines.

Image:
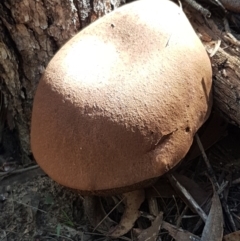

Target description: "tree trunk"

left=0, top=0, right=239, bottom=162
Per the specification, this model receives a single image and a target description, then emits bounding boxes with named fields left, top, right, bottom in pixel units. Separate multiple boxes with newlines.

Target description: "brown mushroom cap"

left=31, top=0, right=212, bottom=193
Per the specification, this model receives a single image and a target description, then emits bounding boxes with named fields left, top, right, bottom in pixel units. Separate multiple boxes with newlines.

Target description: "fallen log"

left=0, top=0, right=239, bottom=159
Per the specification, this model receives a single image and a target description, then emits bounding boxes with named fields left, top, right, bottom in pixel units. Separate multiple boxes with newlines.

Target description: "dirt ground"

left=1, top=122, right=240, bottom=240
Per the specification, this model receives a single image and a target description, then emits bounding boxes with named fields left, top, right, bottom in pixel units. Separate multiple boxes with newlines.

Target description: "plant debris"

left=1, top=124, right=240, bottom=240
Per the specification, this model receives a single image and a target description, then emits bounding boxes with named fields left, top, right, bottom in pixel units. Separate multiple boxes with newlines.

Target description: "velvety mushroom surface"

left=31, top=0, right=212, bottom=193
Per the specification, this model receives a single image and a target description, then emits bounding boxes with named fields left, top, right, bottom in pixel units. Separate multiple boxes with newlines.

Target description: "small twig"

left=140, top=211, right=155, bottom=221
left=217, top=180, right=229, bottom=195
left=13, top=199, right=47, bottom=213
left=232, top=213, right=240, bottom=222
left=93, top=197, right=124, bottom=232
left=48, top=232, right=74, bottom=241
left=167, top=174, right=207, bottom=222
left=192, top=218, right=204, bottom=233
left=195, top=133, right=220, bottom=191
left=172, top=194, right=180, bottom=218
left=176, top=205, right=188, bottom=228
left=232, top=177, right=240, bottom=185
left=184, top=0, right=211, bottom=18
left=210, top=0, right=226, bottom=11
left=223, top=202, right=237, bottom=231
left=0, top=164, right=39, bottom=178
left=223, top=17, right=240, bottom=47
left=84, top=230, right=132, bottom=241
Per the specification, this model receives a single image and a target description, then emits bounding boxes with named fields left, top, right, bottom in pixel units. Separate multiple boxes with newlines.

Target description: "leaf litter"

left=1, top=125, right=240, bottom=240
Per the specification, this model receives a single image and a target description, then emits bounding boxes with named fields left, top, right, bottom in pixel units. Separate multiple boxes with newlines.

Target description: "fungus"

left=31, top=0, right=212, bottom=237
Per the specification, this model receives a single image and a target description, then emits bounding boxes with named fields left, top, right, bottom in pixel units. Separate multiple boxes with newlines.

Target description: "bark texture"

left=0, top=0, right=239, bottom=161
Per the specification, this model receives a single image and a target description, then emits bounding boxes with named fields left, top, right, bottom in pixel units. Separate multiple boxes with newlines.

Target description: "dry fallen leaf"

left=136, top=212, right=163, bottom=241
left=162, top=221, right=200, bottom=241
left=201, top=190, right=223, bottom=241
left=223, top=230, right=240, bottom=241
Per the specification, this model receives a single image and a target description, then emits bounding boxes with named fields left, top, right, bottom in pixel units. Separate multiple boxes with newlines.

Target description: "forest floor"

left=1, top=123, right=240, bottom=240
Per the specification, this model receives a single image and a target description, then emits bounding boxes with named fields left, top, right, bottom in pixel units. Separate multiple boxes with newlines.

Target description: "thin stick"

left=223, top=17, right=240, bottom=47
left=167, top=174, right=207, bottom=222
left=184, top=0, right=211, bottom=18
left=0, top=164, right=39, bottom=178
left=195, top=133, right=237, bottom=231
left=195, top=133, right=219, bottom=191
left=93, top=197, right=124, bottom=232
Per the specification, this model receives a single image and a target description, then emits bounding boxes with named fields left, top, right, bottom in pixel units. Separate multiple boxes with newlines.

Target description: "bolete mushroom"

left=31, top=0, right=212, bottom=237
